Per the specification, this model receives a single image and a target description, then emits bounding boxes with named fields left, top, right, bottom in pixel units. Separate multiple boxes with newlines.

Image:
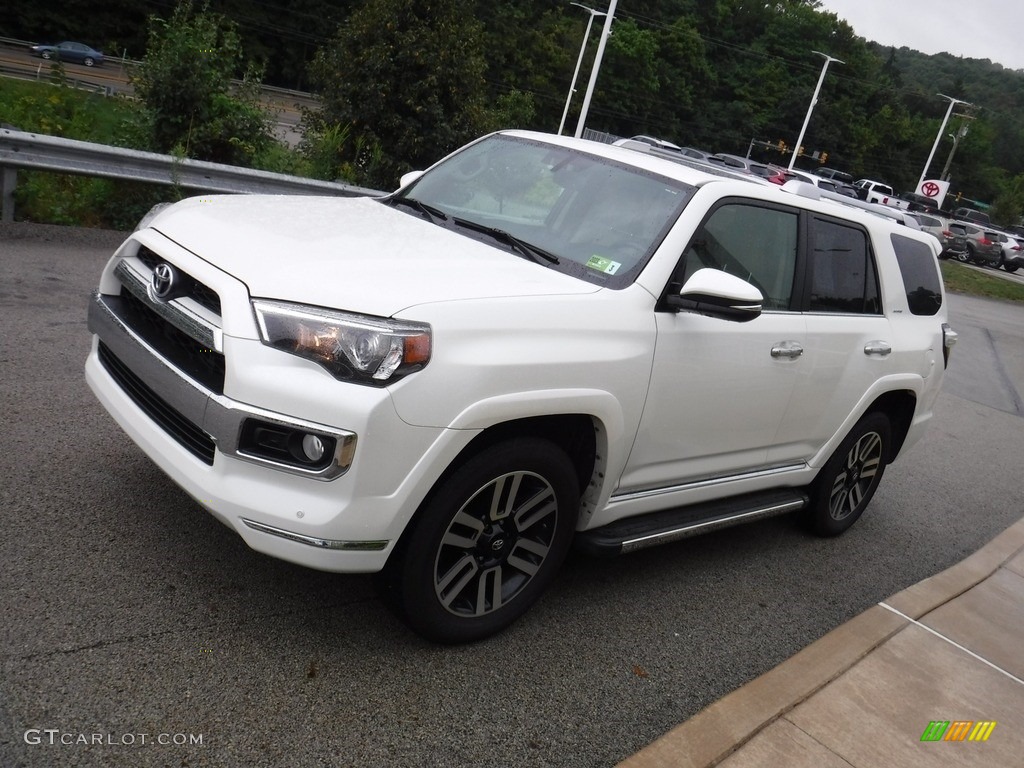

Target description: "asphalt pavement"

left=1, top=221, right=1023, bottom=768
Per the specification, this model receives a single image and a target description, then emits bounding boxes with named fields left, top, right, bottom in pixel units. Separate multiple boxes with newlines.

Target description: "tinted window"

left=891, top=234, right=942, bottom=316
left=809, top=219, right=880, bottom=314
left=680, top=203, right=798, bottom=310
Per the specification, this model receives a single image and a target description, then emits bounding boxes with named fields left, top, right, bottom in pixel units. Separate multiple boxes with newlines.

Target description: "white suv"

left=86, top=131, right=956, bottom=643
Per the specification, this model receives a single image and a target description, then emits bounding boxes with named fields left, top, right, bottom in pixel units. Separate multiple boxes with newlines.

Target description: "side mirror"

left=666, top=268, right=763, bottom=322
left=398, top=170, right=424, bottom=190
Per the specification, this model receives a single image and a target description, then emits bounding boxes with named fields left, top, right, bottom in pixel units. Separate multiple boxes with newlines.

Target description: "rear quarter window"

left=891, top=234, right=943, bottom=316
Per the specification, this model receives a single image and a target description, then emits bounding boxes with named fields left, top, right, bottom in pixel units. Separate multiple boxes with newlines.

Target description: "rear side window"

left=891, top=234, right=943, bottom=316
left=809, top=219, right=880, bottom=314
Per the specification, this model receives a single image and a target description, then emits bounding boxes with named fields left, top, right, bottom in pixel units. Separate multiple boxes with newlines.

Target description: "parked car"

left=789, top=169, right=840, bottom=193
left=953, top=207, right=991, bottom=226
left=992, top=231, right=1024, bottom=273
left=85, top=129, right=955, bottom=643
left=815, top=168, right=855, bottom=184
left=29, top=41, right=104, bottom=67
left=954, top=223, right=1002, bottom=266
left=909, top=213, right=967, bottom=260
left=678, top=147, right=711, bottom=161
left=613, top=135, right=682, bottom=152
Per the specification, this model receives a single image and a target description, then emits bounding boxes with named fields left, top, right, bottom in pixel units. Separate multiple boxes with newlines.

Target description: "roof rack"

left=780, top=180, right=921, bottom=229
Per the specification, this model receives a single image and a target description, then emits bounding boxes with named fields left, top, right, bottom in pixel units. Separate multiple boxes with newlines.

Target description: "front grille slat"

left=113, top=288, right=225, bottom=394
left=99, top=343, right=216, bottom=465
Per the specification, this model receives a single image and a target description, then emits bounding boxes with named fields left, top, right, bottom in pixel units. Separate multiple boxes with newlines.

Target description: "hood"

left=151, top=195, right=597, bottom=317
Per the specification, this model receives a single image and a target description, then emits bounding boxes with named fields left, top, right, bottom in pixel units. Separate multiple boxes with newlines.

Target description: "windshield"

left=389, top=134, right=694, bottom=287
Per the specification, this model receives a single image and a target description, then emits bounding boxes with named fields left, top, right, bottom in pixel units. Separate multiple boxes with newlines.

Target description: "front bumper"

left=86, top=283, right=452, bottom=574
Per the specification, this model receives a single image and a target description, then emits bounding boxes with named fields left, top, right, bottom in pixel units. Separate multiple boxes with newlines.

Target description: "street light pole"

left=788, top=51, right=843, bottom=172
left=574, top=0, right=617, bottom=139
left=557, top=3, right=606, bottom=136
left=918, top=95, right=972, bottom=190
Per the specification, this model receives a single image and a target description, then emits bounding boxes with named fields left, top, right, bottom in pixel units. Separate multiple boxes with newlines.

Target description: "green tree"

left=131, top=1, right=272, bottom=166
left=308, top=0, right=493, bottom=189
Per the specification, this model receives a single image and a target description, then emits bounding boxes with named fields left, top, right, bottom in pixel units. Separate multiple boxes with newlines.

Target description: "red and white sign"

left=916, top=179, right=950, bottom=208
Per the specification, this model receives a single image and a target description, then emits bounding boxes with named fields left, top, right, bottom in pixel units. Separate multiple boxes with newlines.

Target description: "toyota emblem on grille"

left=151, top=263, right=178, bottom=300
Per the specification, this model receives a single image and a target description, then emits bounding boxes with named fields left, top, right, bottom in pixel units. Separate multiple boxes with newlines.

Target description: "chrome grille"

left=136, top=245, right=222, bottom=315
left=113, top=287, right=226, bottom=393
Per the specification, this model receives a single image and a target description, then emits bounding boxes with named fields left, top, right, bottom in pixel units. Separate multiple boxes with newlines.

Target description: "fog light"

left=301, top=434, right=326, bottom=462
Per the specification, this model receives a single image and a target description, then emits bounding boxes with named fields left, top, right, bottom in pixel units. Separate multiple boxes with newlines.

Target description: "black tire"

left=1006, top=265, right=1019, bottom=273
left=83, top=57, right=95, bottom=67
left=804, top=412, right=890, bottom=537
left=956, top=247, right=972, bottom=264
left=41, top=51, right=52, bottom=60
left=385, top=438, right=579, bottom=643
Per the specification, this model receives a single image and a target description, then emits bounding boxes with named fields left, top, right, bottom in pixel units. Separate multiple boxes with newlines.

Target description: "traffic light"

left=819, top=152, right=828, bottom=165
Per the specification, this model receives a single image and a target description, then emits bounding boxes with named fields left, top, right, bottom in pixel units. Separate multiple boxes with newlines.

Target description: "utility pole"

left=940, top=117, right=973, bottom=181
left=574, top=0, right=617, bottom=139
left=557, top=4, right=606, bottom=136
left=788, top=52, right=843, bottom=172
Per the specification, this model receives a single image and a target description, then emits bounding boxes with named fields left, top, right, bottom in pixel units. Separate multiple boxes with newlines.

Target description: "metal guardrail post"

left=2, top=167, right=15, bottom=222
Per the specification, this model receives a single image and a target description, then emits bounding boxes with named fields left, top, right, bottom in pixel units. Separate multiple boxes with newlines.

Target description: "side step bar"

left=576, top=488, right=808, bottom=556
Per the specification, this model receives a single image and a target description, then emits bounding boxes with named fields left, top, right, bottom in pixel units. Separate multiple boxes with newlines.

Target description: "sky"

left=816, top=0, right=1024, bottom=72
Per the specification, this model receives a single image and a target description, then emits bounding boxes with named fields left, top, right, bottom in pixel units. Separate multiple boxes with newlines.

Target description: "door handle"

left=771, top=341, right=804, bottom=359
left=864, top=340, right=892, bottom=357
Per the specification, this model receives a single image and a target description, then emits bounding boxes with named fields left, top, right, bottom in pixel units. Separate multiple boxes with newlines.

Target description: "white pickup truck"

left=854, top=179, right=910, bottom=210
left=86, top=130, right=957, bottom=643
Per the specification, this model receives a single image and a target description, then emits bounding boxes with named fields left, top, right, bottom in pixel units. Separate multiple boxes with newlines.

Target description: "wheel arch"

left=866, top=389, right=916, bottom=462
left=386, top=413, right=604, bottom=569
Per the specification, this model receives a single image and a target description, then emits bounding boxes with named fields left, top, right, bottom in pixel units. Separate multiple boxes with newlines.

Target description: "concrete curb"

left=617, top=516, right=1024, bottom=768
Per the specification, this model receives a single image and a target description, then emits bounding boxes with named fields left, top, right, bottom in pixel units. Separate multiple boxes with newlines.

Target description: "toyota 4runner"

left=86, top=131, right=957, bottom=643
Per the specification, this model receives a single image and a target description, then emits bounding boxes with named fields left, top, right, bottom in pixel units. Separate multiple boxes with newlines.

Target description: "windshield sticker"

left=587, top=256, right=622, bottom=275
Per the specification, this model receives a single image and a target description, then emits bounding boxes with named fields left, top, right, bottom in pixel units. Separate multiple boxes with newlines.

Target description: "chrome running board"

left=577, top=489, right=808, bottom=556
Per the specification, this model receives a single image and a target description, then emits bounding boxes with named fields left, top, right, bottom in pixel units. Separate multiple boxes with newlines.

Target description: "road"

left=1, top=221, right=1023, bottom=767
left=0, top=42, right=311, bottom=146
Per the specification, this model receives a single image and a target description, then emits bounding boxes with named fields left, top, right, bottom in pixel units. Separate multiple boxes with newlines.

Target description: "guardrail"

left=0, top=128, right=383, bottom=222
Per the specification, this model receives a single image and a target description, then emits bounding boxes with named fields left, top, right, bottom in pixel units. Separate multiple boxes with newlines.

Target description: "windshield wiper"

left=451, top=217, right=560, bottom=265
left=387, top=196, right=449, bottom=225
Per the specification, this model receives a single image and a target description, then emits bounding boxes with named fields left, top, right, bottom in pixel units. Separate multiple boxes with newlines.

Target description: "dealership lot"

left=2, top=222, right=1023, bottom=767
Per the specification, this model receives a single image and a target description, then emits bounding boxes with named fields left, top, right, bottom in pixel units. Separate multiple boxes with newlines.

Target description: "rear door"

left=770, top=214, right=891, bottom=464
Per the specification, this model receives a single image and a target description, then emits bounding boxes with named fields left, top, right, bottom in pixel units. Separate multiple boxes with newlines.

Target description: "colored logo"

left=920, top=720, right=997, bottom=742
left=922, top=181, right=941, bottom=198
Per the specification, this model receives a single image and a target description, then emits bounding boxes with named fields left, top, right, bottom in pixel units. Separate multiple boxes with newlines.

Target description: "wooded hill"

left=5, top=0, right=1024, bottom=219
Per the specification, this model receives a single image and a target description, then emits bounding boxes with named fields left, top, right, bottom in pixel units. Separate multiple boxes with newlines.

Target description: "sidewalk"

left=619, top=516, right=1024, bottom=768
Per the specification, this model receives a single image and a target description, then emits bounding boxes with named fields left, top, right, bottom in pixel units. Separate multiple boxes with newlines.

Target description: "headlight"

left=252, top=300, right=431, bottom=385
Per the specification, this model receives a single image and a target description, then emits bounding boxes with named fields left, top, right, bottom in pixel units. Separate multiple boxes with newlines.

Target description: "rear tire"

left=956, top=247, right=971, bottom=263
left=1006, top=265, right=1019, bottom=273
left=384, top=438, right=579, bottom=643
left=804, top=412, right=890, bottom=537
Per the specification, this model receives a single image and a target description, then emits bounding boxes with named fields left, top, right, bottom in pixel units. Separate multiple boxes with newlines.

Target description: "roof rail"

left=780, top=180, right=920, bottom=228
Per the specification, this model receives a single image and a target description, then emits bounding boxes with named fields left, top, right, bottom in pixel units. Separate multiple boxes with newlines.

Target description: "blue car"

left=30, top=41, right=104, bottom=67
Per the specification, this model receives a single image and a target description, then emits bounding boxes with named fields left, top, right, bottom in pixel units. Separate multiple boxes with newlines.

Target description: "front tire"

left=41, top=51, right=52, bottom=60
left=386, top=438, right=579, bottom=643
left=804, top=412, right=890, bottom=537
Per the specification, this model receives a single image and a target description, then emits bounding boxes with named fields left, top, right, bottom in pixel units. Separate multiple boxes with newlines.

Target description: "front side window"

left=678, top=203, right=798, bottom=310
left=809, top=218, right=880, bottom=314
left=394, top=135, right=695, bottom=287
